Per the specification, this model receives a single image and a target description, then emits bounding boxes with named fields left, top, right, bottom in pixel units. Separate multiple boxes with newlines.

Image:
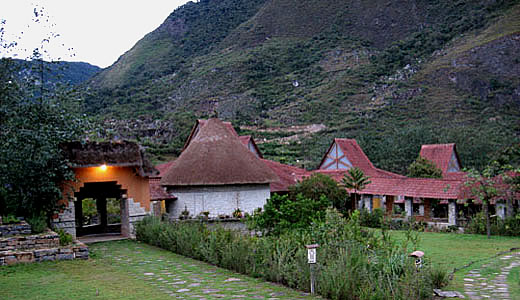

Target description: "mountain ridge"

left=84, top=0, right=520, bottom=173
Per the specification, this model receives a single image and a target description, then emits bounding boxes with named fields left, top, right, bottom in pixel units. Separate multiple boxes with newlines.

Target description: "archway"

left=74, top=182, right=126, bottom=237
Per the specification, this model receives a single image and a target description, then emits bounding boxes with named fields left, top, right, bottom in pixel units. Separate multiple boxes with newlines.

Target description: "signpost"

left=305, top=244, right=319, bottom=294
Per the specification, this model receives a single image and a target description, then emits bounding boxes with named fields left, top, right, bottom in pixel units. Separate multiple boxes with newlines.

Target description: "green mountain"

left=85, top=0, right=520, bottom=173
left=14, top=59, right=101, bottom=86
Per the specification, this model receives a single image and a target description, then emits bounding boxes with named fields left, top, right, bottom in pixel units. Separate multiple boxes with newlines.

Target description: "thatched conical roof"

left=161, top=118, right=278, bottom=186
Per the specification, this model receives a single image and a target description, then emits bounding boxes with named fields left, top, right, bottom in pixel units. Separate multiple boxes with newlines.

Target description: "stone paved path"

left=463, top=252, right=520, bottom=300
left=93, top=240, right=319, bottom=300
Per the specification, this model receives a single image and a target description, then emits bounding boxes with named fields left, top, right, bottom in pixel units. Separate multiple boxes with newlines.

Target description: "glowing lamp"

left=99, top=164, right=108, bottom=171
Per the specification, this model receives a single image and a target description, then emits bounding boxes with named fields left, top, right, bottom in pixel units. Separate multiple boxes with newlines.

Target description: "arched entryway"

left=74, top=182, right=126, bottom=237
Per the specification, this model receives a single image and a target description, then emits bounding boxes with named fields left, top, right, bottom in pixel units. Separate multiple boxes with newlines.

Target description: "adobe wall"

left=63, top=166, right=151, bottom=211
left=55, top=166, right=151, bottom=238
left=166, top=184, right=270, bottom=219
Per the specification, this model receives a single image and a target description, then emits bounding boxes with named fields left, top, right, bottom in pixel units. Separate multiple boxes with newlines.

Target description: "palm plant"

left=342, top=167, right=371, bottom=210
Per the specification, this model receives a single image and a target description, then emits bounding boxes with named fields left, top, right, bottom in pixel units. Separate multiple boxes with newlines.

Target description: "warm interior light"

left=99, top=164, right=107, bottom=171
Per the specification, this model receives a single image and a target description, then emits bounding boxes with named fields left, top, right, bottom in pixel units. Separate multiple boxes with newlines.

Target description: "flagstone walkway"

left=92, top=240, right=319, bottom=300
left=463, top=252, right=520, bottom=300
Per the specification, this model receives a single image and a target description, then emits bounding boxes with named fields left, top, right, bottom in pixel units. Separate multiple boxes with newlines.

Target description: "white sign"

left=307, top=248, right=316, bottom=264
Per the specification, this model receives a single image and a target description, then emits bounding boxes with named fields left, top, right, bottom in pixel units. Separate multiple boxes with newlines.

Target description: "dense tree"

left=249, top=173, right=347, bottom=234
left=288, top=173, right=348, bottom=212
left=0, top=13, right=89, bottom=225
left=407, top=156, right=443, bottom=178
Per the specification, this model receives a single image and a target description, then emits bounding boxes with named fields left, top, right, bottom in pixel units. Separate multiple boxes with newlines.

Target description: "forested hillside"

left=13, top=59, right=100, bottom=86
left=85, top=0, right=520, bottom=173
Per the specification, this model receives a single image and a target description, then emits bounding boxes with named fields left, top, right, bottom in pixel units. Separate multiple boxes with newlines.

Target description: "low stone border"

left=0, top=231, right=59, bottom=251
left=0, top=221, right=31, bottom=237
left=0, top=238, right=89, bottom=266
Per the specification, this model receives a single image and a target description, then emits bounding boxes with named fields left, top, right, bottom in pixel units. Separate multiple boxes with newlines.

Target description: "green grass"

left=384, top=230, right=520, bottom=293
left=508, top=266, right=520, bottom=299
left=0, top=240, right=318, bottom=300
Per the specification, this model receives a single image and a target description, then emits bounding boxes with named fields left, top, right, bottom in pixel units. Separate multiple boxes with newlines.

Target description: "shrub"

left=56, top=229, right=73, bottom=246
left=289, top=173, right=349, bottom=213
left=27, top=213, right=47, bottom=234
left=359, top=208, right=384, bottom=228
left=1, top=214, right=19, bottom=224
left=465, top=212, right=520, bottom=237
left=247, top=193, right=332, bottom=235
left=136, top=209, right=445, bottom=300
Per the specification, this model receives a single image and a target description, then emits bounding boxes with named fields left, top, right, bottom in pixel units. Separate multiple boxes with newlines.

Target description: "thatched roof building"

left=161, top=118, right=278, bottom=187
left=60, top=141, right=158, bottom=177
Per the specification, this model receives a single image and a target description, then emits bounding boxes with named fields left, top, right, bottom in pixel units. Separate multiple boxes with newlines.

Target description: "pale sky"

left=1, top=1, right=190, bottom=68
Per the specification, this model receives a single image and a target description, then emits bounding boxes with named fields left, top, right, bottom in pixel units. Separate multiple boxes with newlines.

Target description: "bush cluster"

left=136, top=209, right=447, bottom=300
left=465, top=212, right=520, bottom=236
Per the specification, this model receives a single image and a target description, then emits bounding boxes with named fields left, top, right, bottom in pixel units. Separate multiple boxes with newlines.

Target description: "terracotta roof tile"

left=318, top=139, right=404, bottom=179
left=262, top=159, right=309, bottom=192
left=420, top=143, right=461, bottom=176
left=313, top=169, right=463, bottom=199
left=149, top=178, right=176, bottom=200
left=239, top=135, right=263, bottom=158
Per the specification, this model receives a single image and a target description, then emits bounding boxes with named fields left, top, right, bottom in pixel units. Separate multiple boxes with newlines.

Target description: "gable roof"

left=318, top=139, right=404, bottom=179
left=161, top=118, right=278, bottom=186
left=60, top=141, right=158, bottom=177
left=420, top=143, right=462, bottom=175
left=239, top=135, right=263, bottom=158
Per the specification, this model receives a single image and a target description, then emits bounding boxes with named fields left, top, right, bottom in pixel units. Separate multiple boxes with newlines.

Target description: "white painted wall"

left=166, top=184, right=271, bottom=218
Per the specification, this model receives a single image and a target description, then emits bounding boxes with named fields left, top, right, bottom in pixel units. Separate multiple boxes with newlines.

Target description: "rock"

left=433, top=289, right=465, bottom=298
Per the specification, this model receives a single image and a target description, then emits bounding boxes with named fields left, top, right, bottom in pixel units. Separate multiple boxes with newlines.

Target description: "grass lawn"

left=508, top=266, right=520, bottom=299
left=386, top=230, right=520, bottom=292
left=0, top=240, right=319, bottom=300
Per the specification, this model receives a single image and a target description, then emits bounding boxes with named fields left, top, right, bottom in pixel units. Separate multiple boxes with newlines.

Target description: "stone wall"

left=0, top=242, right=89, bottom=266
left=0, top=221, right=31, bottom=237
left=0, top=232, right=59, bottom=251
left=52, top=200, right=76, bottom=238
left=166, top=184, right=270, bottom=219
left=127, top=197, right=149, bottom=238
left=0, top=223, right=89, bottom=266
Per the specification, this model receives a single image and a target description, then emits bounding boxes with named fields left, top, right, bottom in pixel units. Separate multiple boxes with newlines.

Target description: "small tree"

left=464, top=164, right=510, bottom=239
left=342, top=167, right=371, bottom=210
left=407, top=156, right=443, bottom=178
left=288, top=173, right=348, bottom=213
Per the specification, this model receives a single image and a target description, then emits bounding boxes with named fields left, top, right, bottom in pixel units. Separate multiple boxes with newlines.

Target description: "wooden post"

left=306, top=244, right=319, bottom=295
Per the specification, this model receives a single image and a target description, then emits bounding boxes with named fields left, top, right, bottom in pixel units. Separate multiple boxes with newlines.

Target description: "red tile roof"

left=313, top=169, right=464, bottom=199
left=318, top=139, right=405, bottom=179
left=262, top=159, right=309, bottom=192
left=420, top=143, right=461, bottom=175
left=239, top=135, right=263, bottom=158
left=154, top=161, right=175, bottom=178
left=149, top=178, right=177, bottom=200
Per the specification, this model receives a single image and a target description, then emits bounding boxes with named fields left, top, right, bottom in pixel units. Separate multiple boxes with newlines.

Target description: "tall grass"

left=136, top=209, right=446, bottom=299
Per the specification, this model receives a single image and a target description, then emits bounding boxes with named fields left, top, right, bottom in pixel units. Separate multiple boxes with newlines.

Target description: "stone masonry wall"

left=52, top=200, right=76, bottom=238
left=0, top=221, right=31, bottom=237
left=0, top=232, right=59, bottom=251
left=0, top=222, right=89, bottom=266
left=167, top=184, right=270, bottom=219
left=0, top=242, right=88, bottom=266
left=128, top=198, right=149, bottom=238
